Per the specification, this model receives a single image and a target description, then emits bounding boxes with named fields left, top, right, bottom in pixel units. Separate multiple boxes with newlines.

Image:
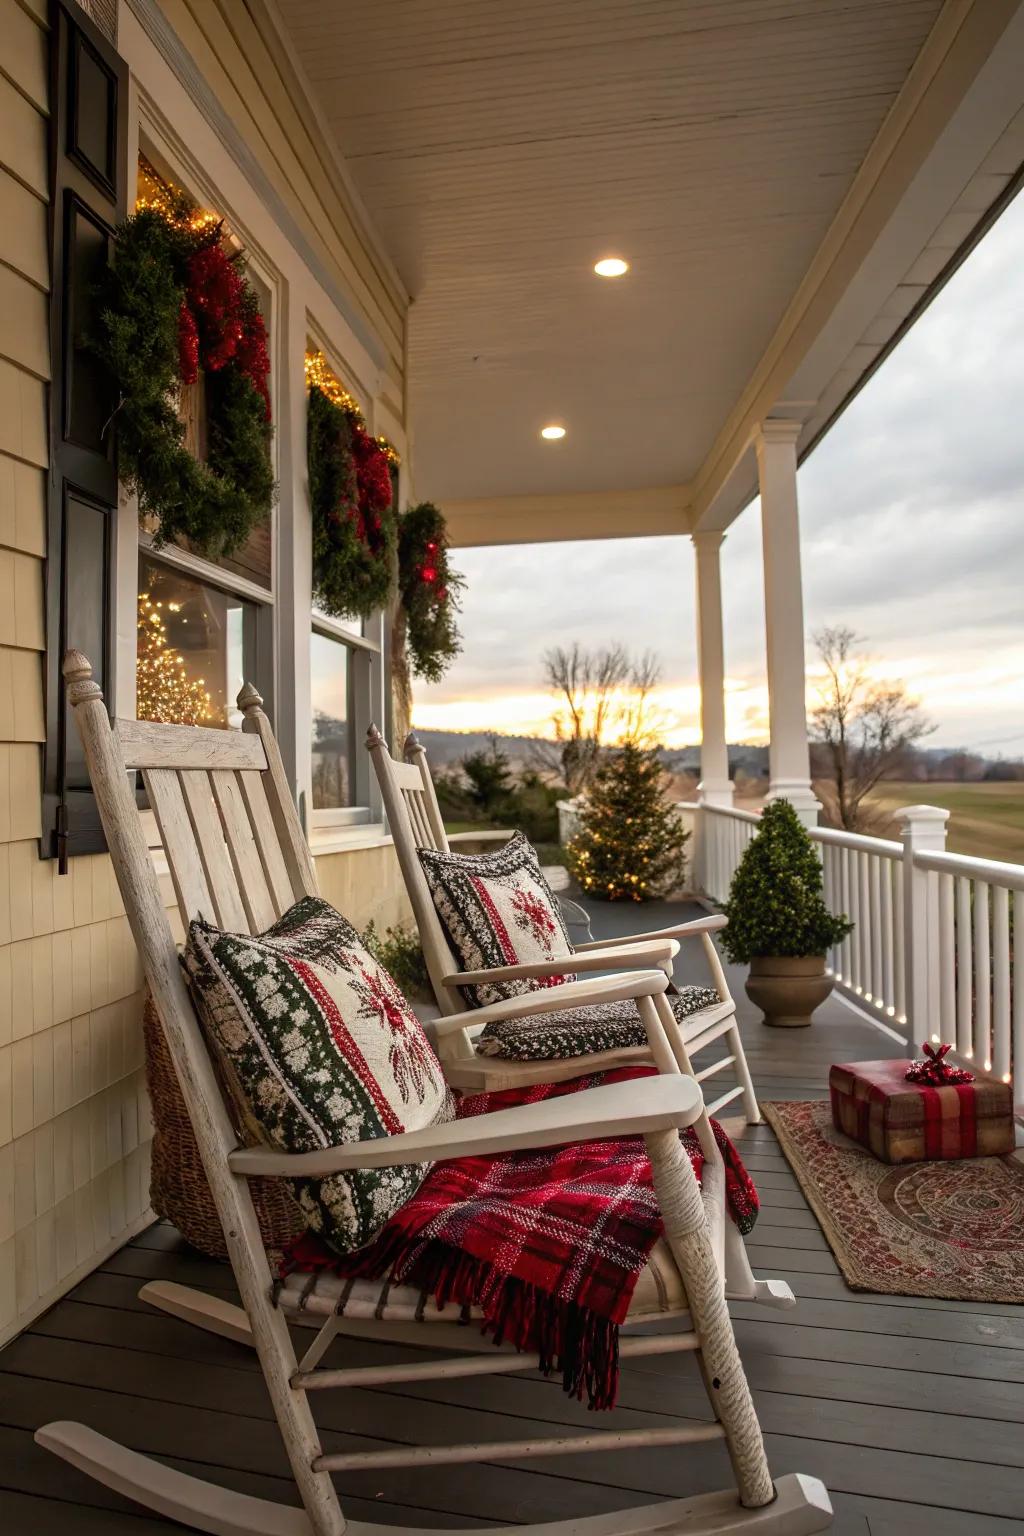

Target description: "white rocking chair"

left=371, top=728, right=761, bottom=1125
left=35, top=652, right=828, bottom=1536
left=369, top=729, right=793, bottom=1313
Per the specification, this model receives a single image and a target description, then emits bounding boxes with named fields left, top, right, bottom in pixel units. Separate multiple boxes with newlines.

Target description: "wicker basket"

left=143, top=995, right=307, bottom=1260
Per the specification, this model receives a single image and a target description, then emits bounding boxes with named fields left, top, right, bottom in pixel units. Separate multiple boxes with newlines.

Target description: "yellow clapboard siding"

left=202, top=1, right=405, bottom=329
left=0, top=453, right=45, bottom=557
left=0, top=0, right=48, bottom=114
left=0, top=645, right=44, bottom=742
left=0, top=72, right=47, bottom=198
left=0, top=167, right=48, bottom=289
left=0, top=360, right=47, bottom=468
left=0, top=267, right=49, bottom=378
left=158, top=0, right=405, bottom=378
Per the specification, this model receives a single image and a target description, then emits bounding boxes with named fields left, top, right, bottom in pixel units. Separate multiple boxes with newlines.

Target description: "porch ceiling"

left=273, top=0, right=1024, bottom=537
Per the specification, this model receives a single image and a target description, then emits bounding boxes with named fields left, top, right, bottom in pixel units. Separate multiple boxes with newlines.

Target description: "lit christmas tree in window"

left=136, top=591, right=212, bottom=726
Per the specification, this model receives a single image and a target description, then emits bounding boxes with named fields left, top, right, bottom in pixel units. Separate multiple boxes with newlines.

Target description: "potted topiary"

left=721, top=799, right=853, bottom=1027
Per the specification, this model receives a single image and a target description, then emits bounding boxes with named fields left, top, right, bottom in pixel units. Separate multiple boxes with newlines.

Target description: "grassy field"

left=866, top=781, right=1024, bottom=863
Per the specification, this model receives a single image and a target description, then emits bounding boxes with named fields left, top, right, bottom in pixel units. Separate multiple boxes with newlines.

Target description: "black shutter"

left=42, top=0, right=128, bottom=866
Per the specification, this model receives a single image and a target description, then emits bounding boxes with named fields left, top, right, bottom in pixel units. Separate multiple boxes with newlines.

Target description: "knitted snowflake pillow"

left=183, top=895, right=454, bottom=1256
left=419, top=831, right=577, bottom=1008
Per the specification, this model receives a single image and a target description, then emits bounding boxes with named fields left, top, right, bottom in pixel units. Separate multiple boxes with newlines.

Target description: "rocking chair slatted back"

left=366, top=725, right=466, bottom=1017
left=58, top=651, right=343, bottom=1527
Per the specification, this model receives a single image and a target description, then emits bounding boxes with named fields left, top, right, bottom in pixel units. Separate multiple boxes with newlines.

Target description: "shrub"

left=722, top=799, right=853, bottom=963
left=362, top=920, right=433, bottom=1003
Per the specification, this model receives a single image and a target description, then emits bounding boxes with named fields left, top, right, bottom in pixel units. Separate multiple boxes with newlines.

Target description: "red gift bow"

left=905, top=1041, right=974, bottom=1086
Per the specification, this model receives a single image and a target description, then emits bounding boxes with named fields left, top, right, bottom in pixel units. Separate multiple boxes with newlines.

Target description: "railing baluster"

left=841, top=847, right=853, bottom=989
left=956, top=875, right=973, bottom=1059
left=881, top=857, right=894, bottom=1016
left=974, top=881, right=991, bottom=1072
left=858, top=851, right=871, bottom=998
left=937, top=873, right=955, bottom=1046
left=1013, top=891, right=1023, bottom=1115
left=870, top=853, right=883, bottom=1010
left=894, top=858, right=906, bottom=1025
left=992, top=884, right=1011, bottom=1083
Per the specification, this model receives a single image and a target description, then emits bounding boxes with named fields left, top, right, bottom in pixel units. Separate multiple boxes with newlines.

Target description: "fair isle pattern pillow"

left=475, top=986, right=721, bottom=1060
left=419, top=832, right=577, bottom=1009
left=183, top=896, right=455, bottom=1256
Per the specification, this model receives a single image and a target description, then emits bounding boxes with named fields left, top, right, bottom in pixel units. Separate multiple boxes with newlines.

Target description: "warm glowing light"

left=304, top=349, right=400, bottom=465
left=136, top=592, right=212, bottom=727
left=931, top=1033, right=941, bottom=1043
left=540, top=425, right=566, bottom=440
left=594, top=257, right=629, bottom=278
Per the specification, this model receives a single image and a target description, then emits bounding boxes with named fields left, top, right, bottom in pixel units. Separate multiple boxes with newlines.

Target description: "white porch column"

left=692, top=531, right=733, bottom=807
left=755, top=420, right=819, bottom=826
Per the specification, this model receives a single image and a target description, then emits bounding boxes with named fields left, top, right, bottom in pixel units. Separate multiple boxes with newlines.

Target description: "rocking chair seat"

left=475, top=986, right=724, bottom=1060
left=278, top=1235, right=686, bottom=1322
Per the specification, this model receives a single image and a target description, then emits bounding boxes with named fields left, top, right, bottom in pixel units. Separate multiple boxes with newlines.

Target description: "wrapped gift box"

left=829, top=1058, right=1015, bottom=1164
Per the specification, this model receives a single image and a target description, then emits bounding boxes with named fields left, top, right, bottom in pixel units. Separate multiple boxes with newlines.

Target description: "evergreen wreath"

left=307, top=383, right=396, bottom=620
left=94, top=198, right=275, bottom=556
left=397, top=502, right=464, bottom=682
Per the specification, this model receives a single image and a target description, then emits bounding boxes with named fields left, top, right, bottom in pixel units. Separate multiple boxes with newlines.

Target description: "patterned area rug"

left=763, top=1099, right=1024, bottom=1302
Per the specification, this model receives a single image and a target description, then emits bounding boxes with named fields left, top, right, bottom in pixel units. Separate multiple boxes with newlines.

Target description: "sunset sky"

left=414, top=191, right=1024, bottom=755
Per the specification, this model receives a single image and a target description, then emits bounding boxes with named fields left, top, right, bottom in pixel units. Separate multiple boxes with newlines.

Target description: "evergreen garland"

left=397, top=502, right=464, bottom=681
left=307, top=384, right=396, bottom=619
left=94, top=205, right=274, bottom=556
left=721, top=799, right=853, bottom=963
left=567, top=742, right=688, bottom=902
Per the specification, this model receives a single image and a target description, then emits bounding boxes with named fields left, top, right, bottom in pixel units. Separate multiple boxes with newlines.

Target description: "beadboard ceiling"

left=276, top=0, right=945, bottom=504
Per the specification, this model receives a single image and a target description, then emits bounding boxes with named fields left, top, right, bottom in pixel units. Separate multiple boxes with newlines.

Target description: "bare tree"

left=811, top=626, right=933, bottom=831
left=535, top=643, right=663, bottom=792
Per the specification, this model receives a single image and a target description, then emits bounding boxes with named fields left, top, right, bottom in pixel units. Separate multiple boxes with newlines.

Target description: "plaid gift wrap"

left=829, top=1058, right=1015, bottom=1164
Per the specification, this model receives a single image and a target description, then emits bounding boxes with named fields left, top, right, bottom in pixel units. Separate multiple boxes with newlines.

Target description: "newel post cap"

left=897, top=803, right=950, bottom=851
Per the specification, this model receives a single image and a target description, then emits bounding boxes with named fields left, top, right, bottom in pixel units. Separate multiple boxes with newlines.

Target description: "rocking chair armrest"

left=572, top=914, right=727, bottom=952
left=227, top=1075, right=704, bottom=1177
left=431, top=967, right=670, bottom=1038
left=441, top=939, right=679, bottom=988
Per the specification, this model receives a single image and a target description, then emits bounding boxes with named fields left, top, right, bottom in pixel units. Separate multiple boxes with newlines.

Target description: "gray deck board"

left=2, top=897, right=1022, bottom=1530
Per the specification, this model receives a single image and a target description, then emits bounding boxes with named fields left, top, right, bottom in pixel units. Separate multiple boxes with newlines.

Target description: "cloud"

left=418, top=192, right=1024, bottom=751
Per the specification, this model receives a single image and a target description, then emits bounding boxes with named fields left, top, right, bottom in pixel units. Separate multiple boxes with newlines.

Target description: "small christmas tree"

left=721, top=799, right=853, bottom=962
left=136, top=591, right=213, bottom=726
left=567, top=742, right=688, bottom=902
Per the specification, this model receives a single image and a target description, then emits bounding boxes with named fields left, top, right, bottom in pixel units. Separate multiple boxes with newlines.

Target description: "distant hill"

left=410, top=728, right=770, bottom=779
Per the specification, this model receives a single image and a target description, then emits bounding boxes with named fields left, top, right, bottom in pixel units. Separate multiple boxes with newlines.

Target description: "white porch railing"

left=695, top=800, right=1024, bottom=1116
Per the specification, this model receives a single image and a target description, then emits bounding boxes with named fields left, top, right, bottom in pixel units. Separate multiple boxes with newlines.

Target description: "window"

left=309, top=612, right=384, bottom=831
left=137, top=553, right=262, bottom=729
left=311, top=630, right=354, bottom=808
left=130, top=152, right=277, bottom=730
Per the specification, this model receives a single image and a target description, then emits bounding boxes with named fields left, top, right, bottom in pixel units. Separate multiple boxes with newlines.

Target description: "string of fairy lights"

left=304, top=348, right=400, bottom=466
left=136, top=592, right=213, bottom=727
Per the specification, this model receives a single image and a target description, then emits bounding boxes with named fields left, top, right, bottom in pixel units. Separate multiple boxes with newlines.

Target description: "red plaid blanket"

left=280, top=1067, right=758, bottom=1408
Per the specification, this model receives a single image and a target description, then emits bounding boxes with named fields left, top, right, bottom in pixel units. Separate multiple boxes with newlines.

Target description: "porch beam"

left=755, top=422, right=819, bottom=827
left=692, top=531, right=733, bottom=808
left=442, top=485, right=690, bottom=549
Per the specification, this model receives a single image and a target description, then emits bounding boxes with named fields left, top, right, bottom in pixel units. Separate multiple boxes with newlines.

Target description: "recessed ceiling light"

left=540, top=425, right=566, bottom=440
left=594, top=257, right=629, bottom=278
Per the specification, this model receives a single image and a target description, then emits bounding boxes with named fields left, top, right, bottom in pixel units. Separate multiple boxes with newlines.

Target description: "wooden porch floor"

left=2, top=901, right=1023, bottom=1534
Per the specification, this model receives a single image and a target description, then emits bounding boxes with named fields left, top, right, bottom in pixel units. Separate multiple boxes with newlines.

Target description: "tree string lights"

left=136, top=591, right=213, bottom=727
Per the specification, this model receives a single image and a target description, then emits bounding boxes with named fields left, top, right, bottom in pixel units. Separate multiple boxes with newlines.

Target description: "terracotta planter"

left=745, top=954, right=833, bottom=1029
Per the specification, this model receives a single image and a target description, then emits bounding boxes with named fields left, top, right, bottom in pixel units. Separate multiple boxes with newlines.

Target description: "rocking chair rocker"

left=36, top=652, right=829, bottom=1536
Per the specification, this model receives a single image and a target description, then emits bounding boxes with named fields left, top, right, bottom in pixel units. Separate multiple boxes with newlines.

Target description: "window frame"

left=309, top=609, right=384, bottom=832
left=124, top=132, right=281, bottom=734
